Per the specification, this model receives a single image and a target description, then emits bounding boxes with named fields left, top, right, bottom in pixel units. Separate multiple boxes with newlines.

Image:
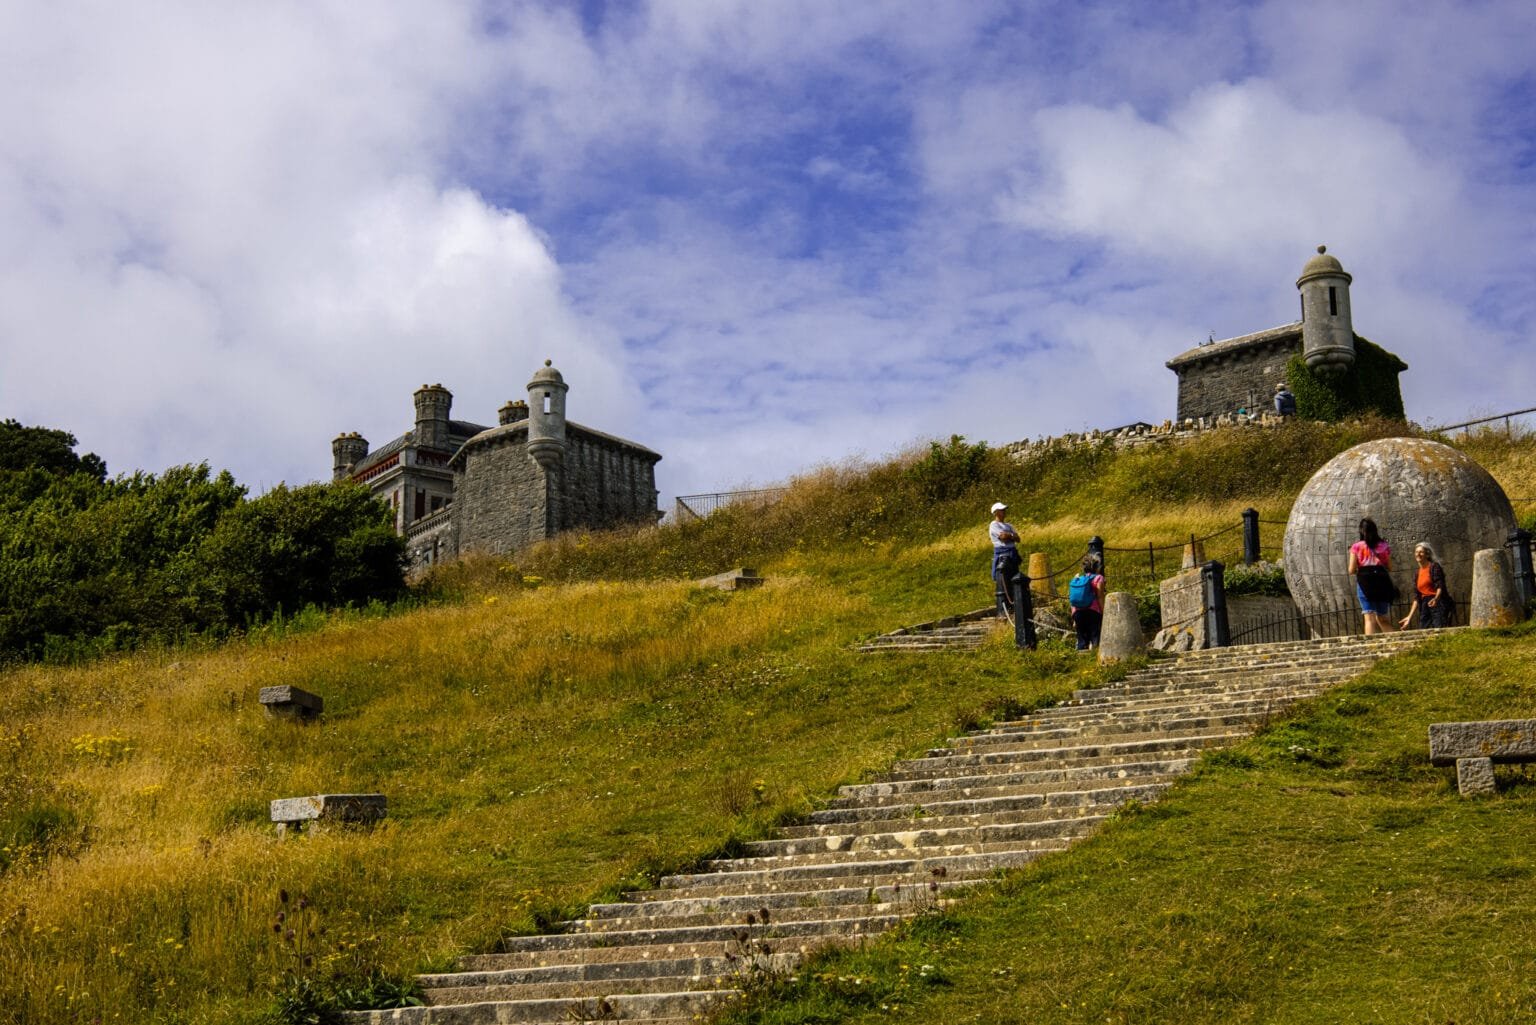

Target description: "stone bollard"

left=1181, top=540, right=1205, bottom=570
left=1098, top=592, right=1145, bottom=665
left=1028, top=552, right=1056, bottom=598
left=1469, top=548, right=1524, bottom=627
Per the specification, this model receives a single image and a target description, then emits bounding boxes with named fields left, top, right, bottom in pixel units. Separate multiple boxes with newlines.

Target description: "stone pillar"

left=1181, top=539, right=1205, bottom=570
left=1028, top=552, right=1055, bottom=598
left=1098, top=593, right=1145, bottom=665
left=1469, top=548, right=1523, bottom=627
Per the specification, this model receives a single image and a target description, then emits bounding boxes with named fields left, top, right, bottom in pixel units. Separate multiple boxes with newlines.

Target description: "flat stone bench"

left=270, top=794, right=386, bottom=836
left=695, top=568, right=764, bottom=591
left=259, top=685, right=324, bottom=721
left=1429, top=720, right=1536, bottom=795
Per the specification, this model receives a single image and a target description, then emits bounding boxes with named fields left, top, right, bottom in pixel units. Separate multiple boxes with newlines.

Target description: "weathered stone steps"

left=344, top=631, right=1434, bottom=1024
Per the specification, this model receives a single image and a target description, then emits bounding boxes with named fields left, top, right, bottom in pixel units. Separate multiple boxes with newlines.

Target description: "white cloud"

left=0, top=1, right=639, bottom=487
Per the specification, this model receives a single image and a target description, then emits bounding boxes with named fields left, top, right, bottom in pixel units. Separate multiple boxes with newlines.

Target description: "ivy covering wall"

left=1286, top=336, right=1407, bottom=422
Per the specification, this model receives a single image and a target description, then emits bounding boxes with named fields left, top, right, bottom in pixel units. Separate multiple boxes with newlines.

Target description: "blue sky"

left=2, top=0, right=1533, bottom=504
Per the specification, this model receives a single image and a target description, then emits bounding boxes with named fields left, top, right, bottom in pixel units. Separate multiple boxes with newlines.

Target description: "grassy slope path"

left=345, top=632, right=1438, bottom=1024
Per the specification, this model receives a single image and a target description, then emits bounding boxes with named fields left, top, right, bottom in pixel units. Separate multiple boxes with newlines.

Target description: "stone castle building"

left=1166, top=246, right=1405, bottom=421
left=332, top=362, right=661, bottom=568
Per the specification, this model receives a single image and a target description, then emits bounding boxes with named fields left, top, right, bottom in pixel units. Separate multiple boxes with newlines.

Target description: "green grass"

left=1, top=418, right=1533, bottom=1024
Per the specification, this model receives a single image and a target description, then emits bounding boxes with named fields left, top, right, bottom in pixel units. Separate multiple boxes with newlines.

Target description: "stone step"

left=983, top=690, right=1321, bottom=732
left=341, top=988, right=738, bottom=1024
left=1071, top=668, right=1368, bottom=702
left=830, top=758, right=1194, bottom=804
left=488, top=913, right=907, bottom=956
left=935, top=710, right=1288, bottom=752
left=624, top=863, right=1011, bottom=903
left=457, top=935, right=855, bottom=974
left=581, top=879, right=977, bottom=926
left=885, top=730, right=1246, bottom=777
left=421, top=953, right=805, bottom=1005
left=804, top=780, right=1171, bottom=828
left=670, top=840, right=1070, bottom=887
left=561, top=900, right=930, bottom=938
left=736, top=811, right=1106, bottom=859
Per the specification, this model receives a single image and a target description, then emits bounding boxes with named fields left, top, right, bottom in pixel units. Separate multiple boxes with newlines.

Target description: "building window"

left=1328, top=286, right=1338, bottom=316
left=415, top=492, right=426, bottom=521
left=542, top=392, right=551, bottom=414
left=431, top=495, right=443, bottom=512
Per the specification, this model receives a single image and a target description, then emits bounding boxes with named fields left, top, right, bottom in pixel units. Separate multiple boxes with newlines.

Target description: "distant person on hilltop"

left=989, top=502, right=1021, bottom=615
left=1274, top=382, right=1297, bottom=417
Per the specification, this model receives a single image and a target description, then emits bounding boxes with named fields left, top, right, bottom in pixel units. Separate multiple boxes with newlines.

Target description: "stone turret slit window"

left=1329, top=286, right=1338, bottom=316
left=542, top=393, right=551, bottom=414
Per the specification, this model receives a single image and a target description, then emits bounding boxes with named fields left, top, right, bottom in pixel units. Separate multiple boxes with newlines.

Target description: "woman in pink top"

left=1347, top=517, right=1396, bottom=635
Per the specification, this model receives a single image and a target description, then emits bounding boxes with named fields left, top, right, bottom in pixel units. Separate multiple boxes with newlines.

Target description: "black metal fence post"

left=1510, top=528, right=1535, bottom=606
left=1012, top=575, right=1036, bottom=650
left=1202, top=560, right=1230, bottom=648
left=1242, top=508, right=1260, bottom=565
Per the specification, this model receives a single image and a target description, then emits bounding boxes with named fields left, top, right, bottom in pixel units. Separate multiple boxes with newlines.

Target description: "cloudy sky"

left=3, top=1, right=1533, bottom=503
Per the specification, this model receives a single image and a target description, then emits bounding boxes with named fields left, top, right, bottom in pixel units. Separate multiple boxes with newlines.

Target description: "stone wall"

left=1001, top=409, right=1291, bottom=463
left=1170, top=333, right=1298, bottom=422
left=558, top=431, right=661, bottom=533
left=452, top=425, right=549, bottom=557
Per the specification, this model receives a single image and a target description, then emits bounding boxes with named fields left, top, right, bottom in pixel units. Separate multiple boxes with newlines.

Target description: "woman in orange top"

left=1399, top=542, right=1451, bottom=629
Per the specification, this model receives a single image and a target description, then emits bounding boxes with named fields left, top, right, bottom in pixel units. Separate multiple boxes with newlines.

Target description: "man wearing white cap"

left=989, top=502, right=1021, bottom=613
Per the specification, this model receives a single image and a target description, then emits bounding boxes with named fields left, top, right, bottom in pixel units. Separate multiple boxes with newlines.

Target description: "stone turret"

left=331, top=432, right=368, bottom=481
left=1297, top=244, right=1355, bottom=377
left=413, top=384, right=453, bottom=450
left=526, top=360, right=568, bottom=470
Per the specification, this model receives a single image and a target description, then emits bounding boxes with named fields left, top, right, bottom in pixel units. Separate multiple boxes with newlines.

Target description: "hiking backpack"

left=1068, top=574, right=1096, bottom=609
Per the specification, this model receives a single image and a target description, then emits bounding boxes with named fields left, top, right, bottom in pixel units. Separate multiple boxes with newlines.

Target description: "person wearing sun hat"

left=989, top=501, right=1021, bottom=613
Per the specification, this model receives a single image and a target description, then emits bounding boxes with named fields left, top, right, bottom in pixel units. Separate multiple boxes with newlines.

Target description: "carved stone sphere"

left=1283, top=438, right=1514, bottom=630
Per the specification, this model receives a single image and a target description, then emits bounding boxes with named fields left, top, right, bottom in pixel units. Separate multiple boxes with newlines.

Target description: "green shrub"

left=1287, top=336, right=1407, bottom=422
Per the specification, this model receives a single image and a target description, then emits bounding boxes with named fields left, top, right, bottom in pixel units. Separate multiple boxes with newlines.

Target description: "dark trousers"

left=1073, top=608, right=1102, bottom=650
left=993, top=552, right=1021, bottom=607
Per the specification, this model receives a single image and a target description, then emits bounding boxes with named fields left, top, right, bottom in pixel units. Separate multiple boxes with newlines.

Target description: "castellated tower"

left=525, top=360, right=568, bottom=470
left=1297, top=244, right=1356, bottom=377
left=331, top=432, right=368, bottom=481
left=413, top=383, right=453, bottom=450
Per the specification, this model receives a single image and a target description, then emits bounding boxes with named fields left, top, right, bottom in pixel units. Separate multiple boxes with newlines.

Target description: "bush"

left=1288, top=336, right=1407, bottom=422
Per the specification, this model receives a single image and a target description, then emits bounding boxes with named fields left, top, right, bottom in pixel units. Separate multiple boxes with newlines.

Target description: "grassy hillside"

left=0, top=419, right=1531, bottom=1024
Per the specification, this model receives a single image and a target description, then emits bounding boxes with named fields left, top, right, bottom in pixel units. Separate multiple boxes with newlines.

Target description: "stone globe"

left=1282, top=437, right=1514, bottom=633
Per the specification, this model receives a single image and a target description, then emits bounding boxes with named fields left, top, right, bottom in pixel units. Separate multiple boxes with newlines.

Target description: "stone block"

left=270, top=794, right=387, bottom=836
left=1098, top=592, right=1145, bottom=664
left=1456, top=757, right=1496, bottom=797
left=695, top=568, right=764, bottom=591
left=258, top=685, right=324, bottom=720
left=1428, top=719, right=1536, bottom=766
left=1469, top=548, right=1523, bottom=628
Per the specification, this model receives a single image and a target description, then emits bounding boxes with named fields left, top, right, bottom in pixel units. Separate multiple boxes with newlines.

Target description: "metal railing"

left=673, top=488, right=789, bottom=523
left=1427, top=405, right=1536, bottom=436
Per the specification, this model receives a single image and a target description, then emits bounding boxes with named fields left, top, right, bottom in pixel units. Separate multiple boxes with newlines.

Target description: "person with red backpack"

left=1068, top=555, right=1106, bottom=651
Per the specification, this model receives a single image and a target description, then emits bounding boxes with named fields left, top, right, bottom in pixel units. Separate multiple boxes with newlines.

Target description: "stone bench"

left=695, top=568, right=764, bottom=591
left=1429, top=720, right=1536, bottom=795
left=259, top=685, right=324, bottom=721
left=270, top=794, right=386, bottom=836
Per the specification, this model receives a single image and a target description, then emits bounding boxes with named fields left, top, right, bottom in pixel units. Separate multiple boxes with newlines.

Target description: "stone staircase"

left=346, top=631, right=1441, bottom=1024
left=855, top=607, right=1000, bottom=652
